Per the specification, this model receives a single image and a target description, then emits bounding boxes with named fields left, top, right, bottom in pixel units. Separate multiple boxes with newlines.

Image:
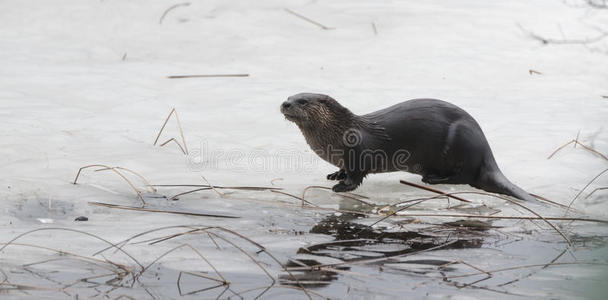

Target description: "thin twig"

left=73, top=164, right=146, bottom=206
left=2, top=243, right=125, bottom=275
left=400, top=180, right=471, bottom=203
left=132, top=228, right=202, bottom=245
left=159, top=138, right=186, bottom=154
left=137, top=244, right=225, bottom=284
left=0, top=268, right=7, bottom=285
left=365, top=196, right=441, bottom=229
left=388, top=190, right=577, bottom=245
left=584, top=187, right=608, bottom=199
left=92, top=224, right=313, bottom=298
left=270, top=189, right=375, bottom=216
left=447, top=262, right=606, bottom=279
left=88, top=202, right=239, bottom=218
left=454, top=192, right=573, bottom=246
left=440, top=259, right=493, bottom=287
left=162, top=184, right=280, bottom=200
left=547, top=139, right=608, bottom=161
left=407, top=171, right=589, bottom=211
left=284, top=8, right=332, bottom=30
left=271, top=189, right=321, bottom=207
left=388, top=213, right=608, bottom=224
left=95, top=166, right=156, bottom=192
left=0, top=282, right=68, bottom=292
left=201, top=175, right=225, bottom=197
left=153, top=108, right=188, bottom=155
left=164, top=187, right=369, bottom=217
left=207, top=232, right=222, bottom=250
left=519, top=24, right=608, bottom=45
left=94, top=225, right=211, bottom=256
left=498, top=246, right=569, bottom=287
left=0, top=228, right=143, bottom=270
left=208, top=232, right=275, bottom=284
left=150, top=184, right=280, bottom=190
left=302, top=185, right=375, bottom=208
left=169, top=187, right=211, bottom=200
left=153, top=108, right=174, bottom=145
left=159, top=2, right=190, bottom=24
left=210, top=227, right=313, bottom=299
left=566, top=168, right=608, bottom=215
left=233, top=285, right=326, bottom=299
left=173, top=108, right=188, bottom=154
left=529, top=193, right=574, bottom=210
left=167, top=74, right=249, bottom=79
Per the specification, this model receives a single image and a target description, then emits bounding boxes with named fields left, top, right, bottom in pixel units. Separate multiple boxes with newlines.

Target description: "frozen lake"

left=1, top=0, right=607, bottom=299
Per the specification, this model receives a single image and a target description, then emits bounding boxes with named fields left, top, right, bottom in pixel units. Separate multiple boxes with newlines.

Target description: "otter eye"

left=296, top=99, right=308, bottom=105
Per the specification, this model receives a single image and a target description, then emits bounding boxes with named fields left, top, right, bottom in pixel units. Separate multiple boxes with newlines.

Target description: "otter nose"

left=282, top=101, right=292, bottom=109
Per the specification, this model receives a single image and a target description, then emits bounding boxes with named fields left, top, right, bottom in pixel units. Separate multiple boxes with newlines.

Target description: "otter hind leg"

left=428, top=120, right=468, bottom=184
left=443, top=120, right=463, bottom=157
left=327, top=169, right=347, bottom=181
left=332, top=171, right=366, bottom=192
left=422, top=173, right=459, bottom=184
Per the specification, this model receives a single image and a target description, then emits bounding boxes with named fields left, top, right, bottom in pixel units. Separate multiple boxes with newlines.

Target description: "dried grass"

left=153, top=108, right=188, bottom=155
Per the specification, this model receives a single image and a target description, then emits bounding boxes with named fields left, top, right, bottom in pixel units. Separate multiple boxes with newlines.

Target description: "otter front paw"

left=332, top=182, right=357, bottom=193
left=327, top=169, right=346, bottom=181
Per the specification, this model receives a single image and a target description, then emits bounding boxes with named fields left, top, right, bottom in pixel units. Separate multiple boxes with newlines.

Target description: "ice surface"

left=1, top=0, right=607, bottom=299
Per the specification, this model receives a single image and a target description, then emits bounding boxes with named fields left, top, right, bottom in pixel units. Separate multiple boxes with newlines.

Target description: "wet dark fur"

left=281, top=93, right=537, bottom=201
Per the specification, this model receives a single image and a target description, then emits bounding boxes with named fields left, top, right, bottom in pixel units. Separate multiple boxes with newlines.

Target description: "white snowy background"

left=1, top=0, right=607, bottom=299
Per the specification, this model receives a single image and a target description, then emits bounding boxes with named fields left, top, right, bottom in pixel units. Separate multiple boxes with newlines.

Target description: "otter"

left=280, top=93, right=537, bottom=202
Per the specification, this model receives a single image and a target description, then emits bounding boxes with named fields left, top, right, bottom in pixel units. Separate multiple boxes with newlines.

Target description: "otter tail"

left=474, top=169, right=539, bottom=203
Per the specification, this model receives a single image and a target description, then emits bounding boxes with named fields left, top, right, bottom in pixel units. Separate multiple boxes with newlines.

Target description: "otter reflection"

left=281, top=211, right=486, bottom=287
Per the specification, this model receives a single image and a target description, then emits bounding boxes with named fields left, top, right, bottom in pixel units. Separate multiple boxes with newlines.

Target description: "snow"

left=1, top=0, right=607, bottom=299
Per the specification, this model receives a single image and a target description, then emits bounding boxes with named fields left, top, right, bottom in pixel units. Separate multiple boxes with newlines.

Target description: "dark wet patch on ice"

left=10, top=197, right=74, bottom=222
left=303, top=213, right=483, bottom=258
left=442, top=219, right=497, bottom=231
left=282, top=212, right=485, bottom=287
left=279, top=259, right=346, bottom=287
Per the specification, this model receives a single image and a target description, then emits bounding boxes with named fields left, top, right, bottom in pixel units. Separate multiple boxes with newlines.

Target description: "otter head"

left=280, top=93, right=352, bottom=129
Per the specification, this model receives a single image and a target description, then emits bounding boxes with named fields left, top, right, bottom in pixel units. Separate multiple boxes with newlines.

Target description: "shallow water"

left=1, top=194, right=607, bottom=299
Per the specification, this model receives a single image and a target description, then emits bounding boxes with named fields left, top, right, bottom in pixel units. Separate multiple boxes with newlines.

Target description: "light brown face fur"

left=280, top=93, right=351, bottom=129
left=281, top=99, right=331, bottom=127
left=281, top=93, right=357, bottom=167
